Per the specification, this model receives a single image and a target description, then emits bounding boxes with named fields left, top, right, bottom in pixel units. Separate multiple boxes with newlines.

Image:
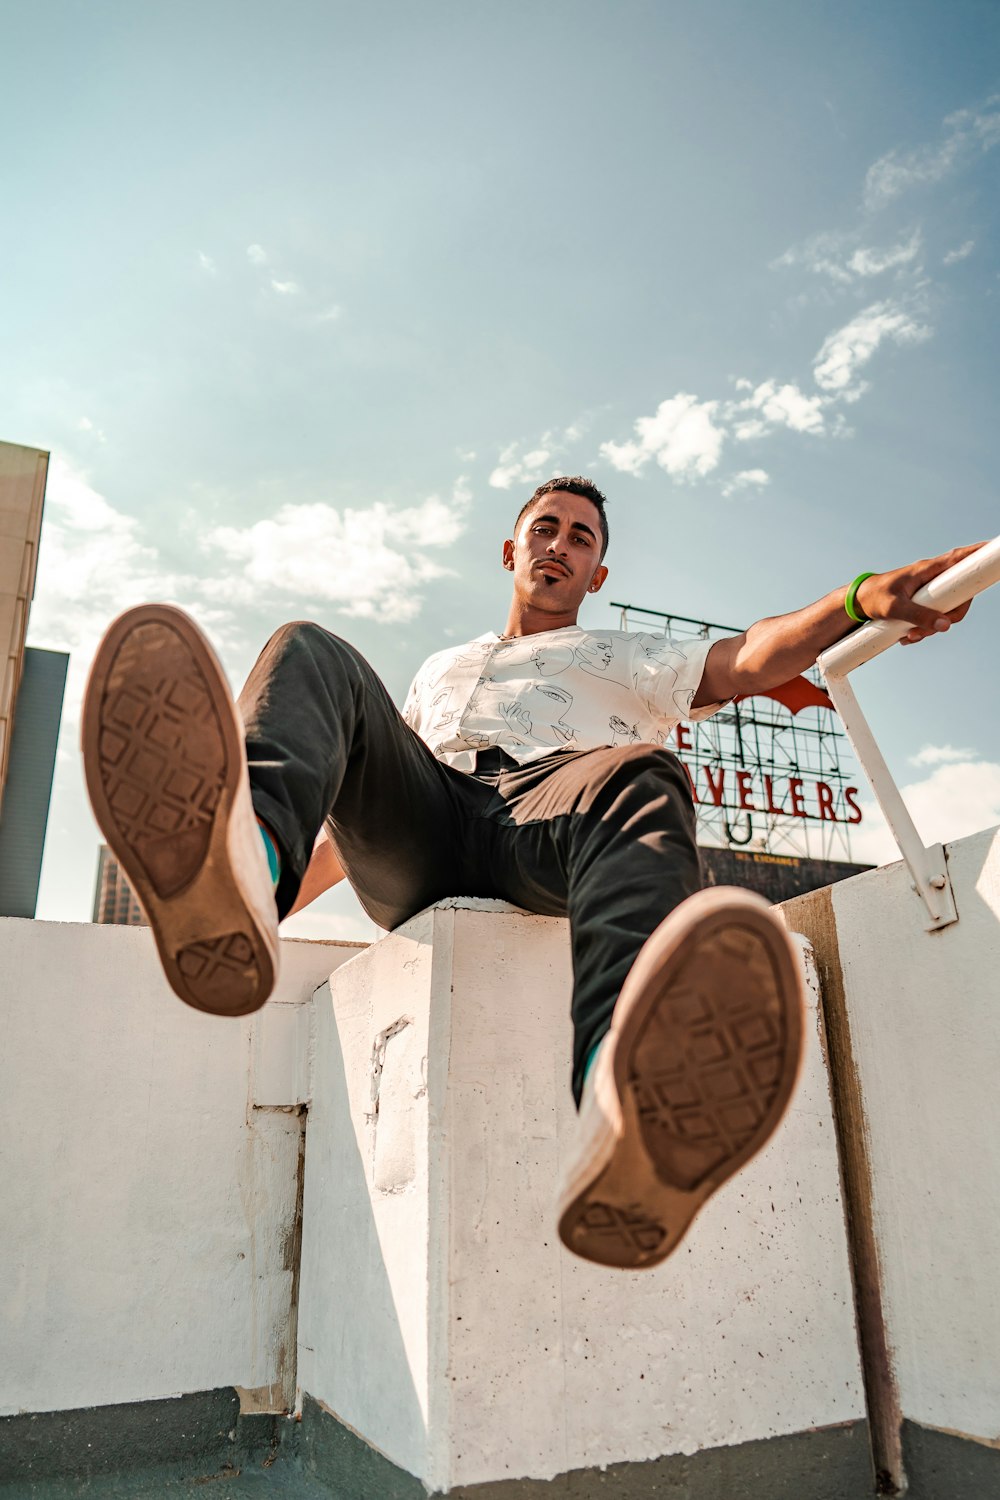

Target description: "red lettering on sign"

left=736, top=769, right=756, bottom=810
left=844, top=785, right=863, bottom=825
left=680, top=760, right=699, bottom=803
left=703, top=766, right=726, bottom=806
left=764, top=775, right=784, bottom=814
left=789, top=777, right=806, bottom=818
left=675, top=724, right=692, bottom=751
left=816, top=781, right=837, bottom=822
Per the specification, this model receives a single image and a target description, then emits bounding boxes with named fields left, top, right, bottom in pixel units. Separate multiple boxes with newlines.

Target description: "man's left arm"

left=693, top=544, right=984, bottom=708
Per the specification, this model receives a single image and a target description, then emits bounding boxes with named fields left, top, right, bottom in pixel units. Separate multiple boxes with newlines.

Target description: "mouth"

left=535, top=560, right=570, bottom=581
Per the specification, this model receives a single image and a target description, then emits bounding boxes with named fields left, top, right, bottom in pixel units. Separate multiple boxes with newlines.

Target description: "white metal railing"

left=818, top=537, right=1000, bottom=931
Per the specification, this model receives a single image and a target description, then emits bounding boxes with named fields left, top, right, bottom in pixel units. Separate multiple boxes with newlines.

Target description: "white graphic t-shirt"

left=402, top=627, right=724, bottom=771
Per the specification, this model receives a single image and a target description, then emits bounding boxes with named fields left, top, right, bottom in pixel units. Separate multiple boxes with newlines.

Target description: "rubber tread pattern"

left=575, top=1202, right=668, bottom=1259
left=98, top=624, right=227, bottom=901
left=630, top=925, right=787, bottom=1191
left=177, top=932, right=261, bottom=1011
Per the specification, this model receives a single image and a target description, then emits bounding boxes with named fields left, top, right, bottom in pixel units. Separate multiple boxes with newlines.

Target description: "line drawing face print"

left=524, top=681, right=577, bottom=745
left=463, top=679, right=577, bottom=749
left=574, top=636, right=633, bottom=689
left=493, top=640, right=577, bottom=677
left=608, top=714, right=640, bottom=747
left=427, top=685, right=460, bottom=728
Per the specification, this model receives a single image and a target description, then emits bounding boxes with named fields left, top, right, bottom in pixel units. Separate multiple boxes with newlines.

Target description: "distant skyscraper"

left=92, top=844, right=147, bottom=927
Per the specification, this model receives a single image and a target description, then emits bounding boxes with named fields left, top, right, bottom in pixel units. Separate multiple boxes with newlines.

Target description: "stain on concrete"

left=782, top=885, right=902, bottom=1496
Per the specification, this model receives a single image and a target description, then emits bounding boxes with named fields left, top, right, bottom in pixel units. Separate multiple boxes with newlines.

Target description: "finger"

left=891, top=566, right=979, bottom=631
left=888, top=598, right=954, bottom=633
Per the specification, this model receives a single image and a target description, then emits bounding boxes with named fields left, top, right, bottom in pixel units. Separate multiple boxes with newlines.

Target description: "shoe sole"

left=82, top=604, right=275, bottom=1017
left=558, top=889, right=803, bottom=1269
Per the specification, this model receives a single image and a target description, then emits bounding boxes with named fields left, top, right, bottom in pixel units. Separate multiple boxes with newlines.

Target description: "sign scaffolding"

left=614, top=601, right=863, bottom=862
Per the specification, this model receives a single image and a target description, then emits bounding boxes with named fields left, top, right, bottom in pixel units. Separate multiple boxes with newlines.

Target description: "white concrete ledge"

left=297, top=902, right=866, bottom=1492
left=0, top=918, right=362, bottom=1418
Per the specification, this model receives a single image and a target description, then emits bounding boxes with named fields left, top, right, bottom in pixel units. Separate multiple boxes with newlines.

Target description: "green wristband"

left=845, top=572, right=876, bottom=624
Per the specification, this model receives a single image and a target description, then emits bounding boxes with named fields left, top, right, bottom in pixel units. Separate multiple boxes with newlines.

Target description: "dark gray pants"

left=239, top=622, right=702, bottom=1104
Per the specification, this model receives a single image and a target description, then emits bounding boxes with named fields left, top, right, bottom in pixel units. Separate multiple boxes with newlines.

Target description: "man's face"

left=502, top=491, right=608, bottom=615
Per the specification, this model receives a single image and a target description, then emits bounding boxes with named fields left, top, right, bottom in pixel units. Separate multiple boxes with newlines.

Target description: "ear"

left=587, top=564, right=609, bottom=594
left=502, top=539, right=515, bottom=571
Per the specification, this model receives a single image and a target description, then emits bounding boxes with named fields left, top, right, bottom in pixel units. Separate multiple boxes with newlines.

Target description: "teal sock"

left=582, top=1035, right=606, bottom=1084
left=257, top=821, right=281, bottom=889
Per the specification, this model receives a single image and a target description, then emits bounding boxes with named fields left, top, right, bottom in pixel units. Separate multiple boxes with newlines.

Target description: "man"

left=81, top=477, right=976, bottom=1270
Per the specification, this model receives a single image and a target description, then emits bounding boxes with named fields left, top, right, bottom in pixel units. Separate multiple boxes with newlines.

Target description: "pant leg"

left=238, top=620, right=490, bottom=925
left=489, top=745, right=702, bottom=1105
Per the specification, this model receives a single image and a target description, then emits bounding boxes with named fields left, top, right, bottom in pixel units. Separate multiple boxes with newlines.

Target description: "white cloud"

left=487, top=420, right=587, bottom=490
left=203, top=479, right=472, bottom=624
left=721, top=468, right=770, bottom=498
left=489, top=443, right=554, bottom=490
left=246, top=242, right=305, bottom=298
left=730, top=379, right=826, bottom=438
left=943, top=239, right=975, bottom=266
left=26, top=458, right=191, bottom=731
left=317, top=304, right=342, bottom=322
left=909, top=743, right=976, bottom=767
left=597, top=298, right=932, bottom=490
left=198, top=251, right=218, bottom=275
left=847, top=232, right=922, bottom=277
left=774, top=229, right=922, bottom=284
left=599, top=393, right=725, bottom=480
left=813, top=300, right=930, bottom=394
left=863, top=97, right=1000, bottom=209
left=850, top=756, right=1000, bottom=865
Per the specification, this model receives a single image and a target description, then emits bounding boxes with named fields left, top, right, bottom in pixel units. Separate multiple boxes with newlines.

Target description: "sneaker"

left=82, top=604, right=279, bottom=1017
left=557, top=887, right=804, bottom=1270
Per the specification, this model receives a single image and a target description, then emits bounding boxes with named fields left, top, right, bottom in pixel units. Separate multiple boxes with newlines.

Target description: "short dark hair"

left=514, top=476, right=610, bottom=559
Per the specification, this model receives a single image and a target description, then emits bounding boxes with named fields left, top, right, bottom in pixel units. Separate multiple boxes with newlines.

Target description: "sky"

left=3, top=0, right=998, bottom=942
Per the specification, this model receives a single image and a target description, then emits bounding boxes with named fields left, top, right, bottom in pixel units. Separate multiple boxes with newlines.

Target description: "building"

left=699, top=844, right=871, bottom=903
left=92, top=843, right=147, bottom=926
left=1, top=440, right=49, bottom=819
left=0, top=442, right=67, bottom=919
left=0, top=646, right=69, bottom=918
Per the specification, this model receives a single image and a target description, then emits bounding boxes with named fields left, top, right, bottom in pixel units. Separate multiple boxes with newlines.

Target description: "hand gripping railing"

left=817, top=537, right=1000, bottom=931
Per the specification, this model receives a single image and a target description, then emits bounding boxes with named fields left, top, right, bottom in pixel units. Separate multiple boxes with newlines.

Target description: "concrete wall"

left=0, top=917, right=362, bottom=1419
left=787, top=822, right=1000, bottom=1491
left=297, top=898, right=867, bottom=1493
left=9, top=826, right=998, bottom=1493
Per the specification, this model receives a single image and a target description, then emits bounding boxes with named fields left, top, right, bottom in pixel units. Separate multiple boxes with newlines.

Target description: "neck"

left=501, top=597, right=580, bottom=639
